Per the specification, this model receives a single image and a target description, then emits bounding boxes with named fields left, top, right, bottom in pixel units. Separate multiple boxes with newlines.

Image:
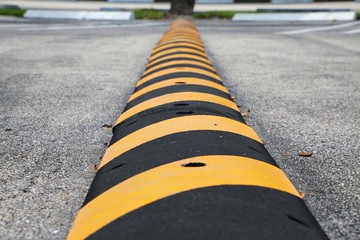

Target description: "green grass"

left=194, top=10, right=255, bottom=19
left=134, top=9, right=168, bottom=20
left=0, top=8, right=26, bottom=17
left=133, top=9, right=257, bottom=20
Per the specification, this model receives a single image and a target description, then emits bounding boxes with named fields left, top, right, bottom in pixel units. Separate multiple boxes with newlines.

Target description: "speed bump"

left=67, top=19, right=328, bottom=240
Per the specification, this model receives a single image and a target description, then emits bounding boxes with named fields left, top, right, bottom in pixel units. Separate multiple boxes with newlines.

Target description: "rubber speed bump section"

left=68, top=156, right=299, bottom=240
left=114, top=92, right=239, bottom=126
left=67, top=19, right=328, bottom=240
left=100, top=116, right=261, bottom=169
left=127, top=78, right=227, bottom=102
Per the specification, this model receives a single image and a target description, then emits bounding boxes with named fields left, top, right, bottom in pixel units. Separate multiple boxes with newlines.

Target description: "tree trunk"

left=170, top=0, right=195, bottom=16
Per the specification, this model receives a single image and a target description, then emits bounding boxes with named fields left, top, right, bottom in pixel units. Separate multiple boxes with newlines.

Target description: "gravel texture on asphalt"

left=0, top=19, right=359, bottom=239
left=198, top=21, right=360, bottom=240
left=0, top=21, right=166, bottom=239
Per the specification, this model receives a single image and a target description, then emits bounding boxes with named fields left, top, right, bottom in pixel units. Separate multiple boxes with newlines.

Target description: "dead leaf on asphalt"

left=241, top=110, right=251, bottom=117
left=93, top=164, right=98, bottom=172
left=102, top=124, right=112, bottom=130
left=298, top=151, right=313, bottom=157
left=282, top=152, right=289, bottom=157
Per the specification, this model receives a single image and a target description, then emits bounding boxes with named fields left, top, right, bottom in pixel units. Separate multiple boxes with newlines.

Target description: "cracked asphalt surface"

left=0, top=19, right=359, bottom=239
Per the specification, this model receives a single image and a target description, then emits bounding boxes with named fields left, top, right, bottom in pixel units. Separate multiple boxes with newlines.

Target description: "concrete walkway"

left=0, top=0, right=359, bottom=11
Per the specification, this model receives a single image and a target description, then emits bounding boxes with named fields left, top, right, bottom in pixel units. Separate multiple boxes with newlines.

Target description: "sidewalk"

left=1, top=0, right=359, bottom=11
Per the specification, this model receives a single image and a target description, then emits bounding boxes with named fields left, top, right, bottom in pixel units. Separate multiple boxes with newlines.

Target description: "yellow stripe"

left=103, top=115, right=261, bottom=169
left=67, top=156, right=299, bottom=240
left=159, top=38, right=202, bottom=45
left=161, top=34, right=199, bottom=40
left=149, top=48, right=207, bottom=61
left=115, top=92, right=239, bottom=126
left=146, top=54, right=211, bottom=68
left=170, top=20, right=197, bottom=29
left=161, top=32, right=200, bottom=38
left=167, top=27, right=198, bottom=32
left=167, top=25, right=198, bottom=30
left=154, top=41, right=205, bottom=50
left=160, top=35, right=200, bottom=41
left=143, top=60, right=215, bottom=76
left=152, top=43, right=205, bottom=54
left=160, top=35, right=200, bottom=42
left=129, top=78, right=228, bottom=103
left=166, top=28, right=199, bottom=32
left=137, top=67, right=221, bottom=87
left=159, top=33, right=201, bottom=42
left=165, top=29, right=199, bottom=34
left=157, top=39, right=204, bottom=48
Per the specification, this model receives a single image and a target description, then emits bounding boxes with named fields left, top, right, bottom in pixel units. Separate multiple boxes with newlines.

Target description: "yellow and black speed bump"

left=67, top=19, right=328, bottom=240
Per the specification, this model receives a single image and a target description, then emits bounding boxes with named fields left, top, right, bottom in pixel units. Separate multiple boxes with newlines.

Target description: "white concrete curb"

left=232, top=11, right=356, bottom=22
left=24, top=10, right=134, bottom=21
left=108, top=0, right=153, bottom=2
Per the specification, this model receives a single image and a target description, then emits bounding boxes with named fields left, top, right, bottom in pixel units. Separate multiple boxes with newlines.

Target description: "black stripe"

left=149, top=51, right=208, bottom=64
left=124, top=85, right=230, bottom=112
left=87, top=186, right=328, bottom=240
left=112, top=101, right=244, bottom=144
left=142, top=64, right=216, bottom=79
left=151, top=46, right=205, bottom=56
left=136, top=72, right=222, bottom=92
left=146, top=57, right=213, bottom=71
left=152, top=45, right=205, bottom=55
left=155, top=40, right=204, bottom=50
left=82, top=131, right=277, bottom=206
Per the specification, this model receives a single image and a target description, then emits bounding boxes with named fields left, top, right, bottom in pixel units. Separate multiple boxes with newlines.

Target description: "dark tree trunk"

left=170, top=0, right=195, bottom=16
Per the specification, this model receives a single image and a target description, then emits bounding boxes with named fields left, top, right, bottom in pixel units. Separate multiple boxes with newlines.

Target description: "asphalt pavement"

left=0, top=18, right=359, bottom=239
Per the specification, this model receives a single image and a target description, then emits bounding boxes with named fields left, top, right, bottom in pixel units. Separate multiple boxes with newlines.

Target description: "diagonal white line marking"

left=120, top=22, right=168, bottom=28
left=343, top=28, right=360, bottom=34
left=278, top=22, right=360, bottom=35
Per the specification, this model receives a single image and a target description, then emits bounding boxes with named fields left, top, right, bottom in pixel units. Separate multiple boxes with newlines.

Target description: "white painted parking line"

left=0, top=23, right=89, bottom=31
left=0, top=24, right=48, bottom=30
left=120, top=22, right=167, bottom=28
left=343, top=28, right=360, bottom=34
left=278, top=22, right=360, bottom=35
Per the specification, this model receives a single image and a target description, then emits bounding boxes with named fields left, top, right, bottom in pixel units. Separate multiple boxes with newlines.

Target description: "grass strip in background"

left=134, top=9, right=167, bottom=20
left=194, top=10, right=254, bottom=19
left=0, top=8, right=26, bottom=17
left=133, top=9, right=256, bottom=20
